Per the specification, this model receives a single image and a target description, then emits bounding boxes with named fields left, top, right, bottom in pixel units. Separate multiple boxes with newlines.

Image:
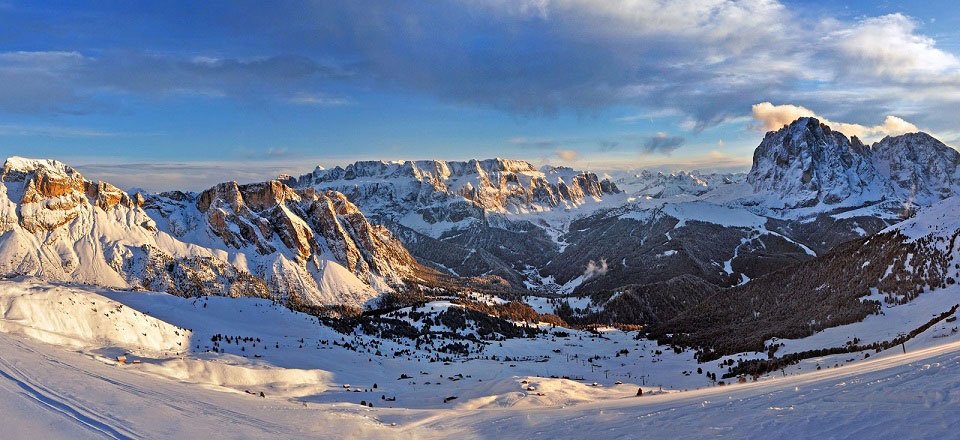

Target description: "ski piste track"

left=403, top=338, right=960, bottom=438
left=0, top=333, right=367, bottom=440
left=3, top=331, right=960, bottom=439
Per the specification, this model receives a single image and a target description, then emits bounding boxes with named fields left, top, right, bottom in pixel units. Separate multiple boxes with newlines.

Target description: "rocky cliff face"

left=0, top=157, right=427, bottom=311
left=872, top=132, right=960, bottom=205
left=293, top=158, right=620, bottom=224
left=747, top=117, right=886, bottom=209
left=153, top=179, right=422, bottom=305
left=146, top=179, right=434, bottom=309
left=0, top=157, right=244, bottom=294
left=3, top=157, right=141, bottom=233
left=747, top=117, right=960, bottom=211
left=289, top=158, right=621, bottom=290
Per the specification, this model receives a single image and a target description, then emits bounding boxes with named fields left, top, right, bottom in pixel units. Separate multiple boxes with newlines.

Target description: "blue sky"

left=1, top=0, right=959, bottom=190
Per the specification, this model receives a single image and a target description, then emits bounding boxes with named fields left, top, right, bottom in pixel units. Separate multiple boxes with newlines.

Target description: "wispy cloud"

left=73, top=161, right=309, bottom=193
left=286, top=93, right=351, bottom=107
left=614, top=109, right=682, bottom=123
left=640, top=132, right=685, bottom=154
left=509, top=136, right=561, bottom=149
left=554, top=149, right=578, bottom=161
left=510, top=131, right=689, bottom=157
left=0, top=124, right=149, bottom=138
left=0, top=50, right=349, bottom=113
left=583, top=259, right=608, bottom=281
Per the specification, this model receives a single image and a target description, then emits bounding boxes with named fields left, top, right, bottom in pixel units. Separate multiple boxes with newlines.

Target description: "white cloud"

left=751, top=102, right=919, bottom=142
left=286, top=93, right=351, bottom=107
left=452, top=3, right=960, bottom=131
left=0, top=124, right=125, bottom=138
left=554, top=149, right=578, bottom=161
left=3, top=3, right=960, bottom=143
left=751, top=102, right=817, bottom=131
left=828, top=14, right=960, bottom=79
left=518, top=0, right=788, bottom=46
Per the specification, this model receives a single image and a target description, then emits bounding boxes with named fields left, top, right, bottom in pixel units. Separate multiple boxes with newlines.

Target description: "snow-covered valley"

left=2, top=276, right=960, bottom=438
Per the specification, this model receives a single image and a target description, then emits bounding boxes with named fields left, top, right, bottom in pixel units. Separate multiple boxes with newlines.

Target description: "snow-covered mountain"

left=747, top=117, right=960, bottom=211
left=618, top=170, right=743, bottom=199
left=144, top=180, right=429, bottom=309
left=747, top=117, right=885, bottom=209
left=270, top=124, right=960, bottom=297
left=292, top=158, right=620, bottom=231
left=0, top=157, right=431, bottom=312
left=3, top=117, right=959, bottom=310
left=7, top=129, right=960, bottom=440
left=525, top=119, right=960, bottom=296
left=872, top=132, right=960, bottom=205
left=290, top=158, right=623, bottom=289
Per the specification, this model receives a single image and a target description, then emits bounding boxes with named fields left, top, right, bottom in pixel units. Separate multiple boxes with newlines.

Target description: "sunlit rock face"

left=0, top=157, right=428, bottom=311
left=294, top=158, right=620, bottom=222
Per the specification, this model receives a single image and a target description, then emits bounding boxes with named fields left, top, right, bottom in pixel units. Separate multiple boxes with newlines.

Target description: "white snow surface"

left=661, top=201, right=768, bottom=228
left=886, top=195, right=960, bottom=241
left=4, top=277, right=960, bottom=438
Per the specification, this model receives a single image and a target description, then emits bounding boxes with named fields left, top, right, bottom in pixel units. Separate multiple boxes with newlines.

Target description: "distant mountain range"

left=3, top=117, right=960, bottom=347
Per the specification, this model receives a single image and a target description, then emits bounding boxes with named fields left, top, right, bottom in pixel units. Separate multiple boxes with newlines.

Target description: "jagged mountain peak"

left=872, top=131, right=956, bottom=157
left=196, top=179, right=300, bottom=214
left=746, top=117, right=960, bottom=212
left=301, top=158, right=541, bottom=184
left=876, top=131, right=940, bottom=145
left=295, top=157, right=620, bottom=225
left=154, top=177, right=426, bottom=302
left=0, top=157, right=433, bottom=311
left=1, top=156, right=142, bottom=233
left=287, top=157, right=622, bottom=290
left=3, top=156, right=77, bottom=177
left=748, top=117, right=883, bottom=208
left=871, top=132, right=960, bottom=204
left=628, top=169, right=714, bottom=199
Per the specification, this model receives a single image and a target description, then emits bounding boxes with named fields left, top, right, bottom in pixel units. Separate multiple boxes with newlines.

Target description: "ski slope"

left=406, top=339, right=960, bottom=439
left=0, top=331, right=410, bottom=439
left=3, top=321, right=960, bottom=439
left=0, top=277, right=959, bottom=438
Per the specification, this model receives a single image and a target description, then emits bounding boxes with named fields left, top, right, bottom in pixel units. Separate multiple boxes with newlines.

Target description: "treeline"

left=648, top=229, right=958, bottom=360
left=323, top=301, right=552, bottom=352
left=724, top=303, right=960, bottom=378
left=452, top=299, right=567, bottom=327
left=558, top=274, right=718, bottom=327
